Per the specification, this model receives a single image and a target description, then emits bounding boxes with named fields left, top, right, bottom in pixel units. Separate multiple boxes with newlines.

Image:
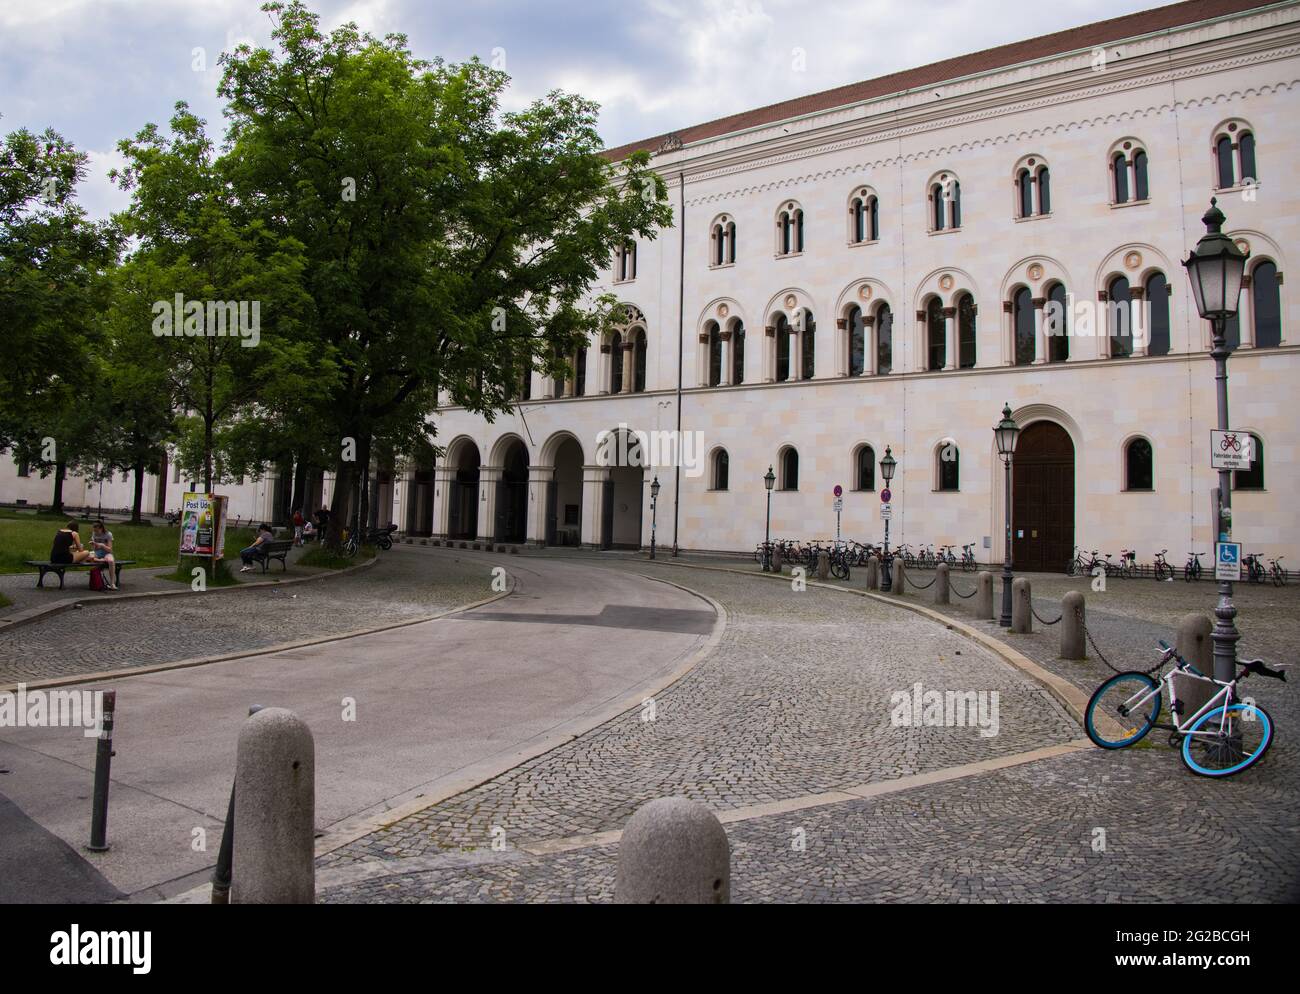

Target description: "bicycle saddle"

left=1241, top=659, right=1288, bottom=681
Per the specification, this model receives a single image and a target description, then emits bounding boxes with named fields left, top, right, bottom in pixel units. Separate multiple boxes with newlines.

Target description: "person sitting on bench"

left=238, top=523, right=276, bottom=572
left=90, top=519, right=119, bottom=590
left=51, top=521, right=95, bottom=568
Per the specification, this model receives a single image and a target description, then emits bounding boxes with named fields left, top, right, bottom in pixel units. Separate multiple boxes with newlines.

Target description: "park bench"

left=245, top=539, right=294, bottom=573
left=24, top=560, right=135, bottom=590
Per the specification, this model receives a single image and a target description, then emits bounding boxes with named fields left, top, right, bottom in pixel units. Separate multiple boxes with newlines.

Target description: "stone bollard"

left=977, top=571, right=994, bottom=620
left=892, top=559, right=907, bottom=595
left=615, top=797, right=730, bottom=904
left=935, top=562, right=950, bottom=604
left=865, top=556, right=879, bottom=590
left=232, top=708, right=315, bottom=904
left=771, top=545, right=783, bottom=574
left=817, top=549, right=830, bottom=581
left=1060, top=590, right=1086, bottom=660
left=1011, top=577, right=1032, bottom=633
left=1176, top=613, right=1213, bottom=672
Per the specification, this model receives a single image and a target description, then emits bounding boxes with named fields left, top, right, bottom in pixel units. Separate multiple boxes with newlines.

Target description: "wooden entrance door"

left=1012, top=421, right=1074, bottom=573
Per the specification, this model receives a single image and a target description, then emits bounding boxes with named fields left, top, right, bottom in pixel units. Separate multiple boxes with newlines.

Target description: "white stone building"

left=420, top=0, right=1299, bottom=569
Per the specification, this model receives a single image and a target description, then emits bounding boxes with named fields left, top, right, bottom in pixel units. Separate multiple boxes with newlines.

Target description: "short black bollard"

left=86, top=690, right=116, bottom=852
left=211, top=704, right=264, bottom=905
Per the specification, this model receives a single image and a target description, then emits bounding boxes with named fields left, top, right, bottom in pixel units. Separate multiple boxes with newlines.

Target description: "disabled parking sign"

left=1215, top=542, right=1241, bottom=581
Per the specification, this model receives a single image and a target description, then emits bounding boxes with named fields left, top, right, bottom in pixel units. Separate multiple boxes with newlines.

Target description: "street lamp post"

left=994, top=404, right=1021, bottom=628
left=649, top=475, right=661, bottom=560
left=1183, top=198, right=1250, bottom=684
left=762, top=465, right=776, bottom=571
left=879, top=447, right=896, bottom=592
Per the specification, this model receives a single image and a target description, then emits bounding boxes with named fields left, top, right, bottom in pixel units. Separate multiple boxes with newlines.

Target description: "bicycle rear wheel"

left=1085, top=672, right=1161, bottom=749
left=1181, top=703, right=1273, bottom=777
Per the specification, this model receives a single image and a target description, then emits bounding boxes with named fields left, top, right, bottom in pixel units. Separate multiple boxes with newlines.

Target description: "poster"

left=178, top=492, right=227, bottom=558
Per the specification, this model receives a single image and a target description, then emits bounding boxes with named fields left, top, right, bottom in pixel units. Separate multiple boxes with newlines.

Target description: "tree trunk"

left=51, top=461, right=67, bottom=516
left=290, top=456, right=309, bottom=519
left=131, top=462, right=146, bottom=524
left=325, top=460, right=355, bottom=551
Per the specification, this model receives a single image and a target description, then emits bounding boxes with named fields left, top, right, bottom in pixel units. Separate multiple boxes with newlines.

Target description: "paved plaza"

left=1, top=545, right=1296, bottom=903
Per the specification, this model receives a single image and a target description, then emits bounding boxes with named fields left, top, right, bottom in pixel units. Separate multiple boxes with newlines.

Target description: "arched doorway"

left=1012, top=421, right=1075, bottom=572
left=545, top=436, right=584, bottom=546
left=595, top=428, right=644, bottom=550
left=494, top=439, right=529, bottom=543
left=406, top=442, right=435, bottom=536
left=447, top=440, right=480, bottom=540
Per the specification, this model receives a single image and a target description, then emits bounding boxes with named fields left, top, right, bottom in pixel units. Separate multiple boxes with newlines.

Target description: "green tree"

left=218, top=1, right=672, bottom=545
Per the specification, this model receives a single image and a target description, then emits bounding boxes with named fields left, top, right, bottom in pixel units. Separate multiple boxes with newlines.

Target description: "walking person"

left=293, top=509, right=305, bottom=546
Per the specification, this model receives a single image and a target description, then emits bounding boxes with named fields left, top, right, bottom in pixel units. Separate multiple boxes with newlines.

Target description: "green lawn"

left=0, top=513, right=256, bottom=574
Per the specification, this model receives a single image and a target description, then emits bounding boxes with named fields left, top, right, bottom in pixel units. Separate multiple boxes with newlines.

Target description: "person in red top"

left=292, top=509, right=305, bottom=546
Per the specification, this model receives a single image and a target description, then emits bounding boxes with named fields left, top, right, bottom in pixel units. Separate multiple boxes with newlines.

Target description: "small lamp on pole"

left=878, top=446, right=896, bottom=592
left=1182, top=198, right=1249, bottom=683
left=762, top=465, right=776, bottom=571
left=649, top=475, right=661, bottom=560
left=994, top=404, right=1020, bottom=627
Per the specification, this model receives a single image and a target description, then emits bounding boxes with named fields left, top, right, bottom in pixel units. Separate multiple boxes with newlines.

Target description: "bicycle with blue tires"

left=1085, top=640, right=1287, bottom=777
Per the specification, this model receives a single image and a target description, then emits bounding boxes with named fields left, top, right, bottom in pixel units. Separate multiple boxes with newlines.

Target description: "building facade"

left=421, top=0, right=1298, bottom=568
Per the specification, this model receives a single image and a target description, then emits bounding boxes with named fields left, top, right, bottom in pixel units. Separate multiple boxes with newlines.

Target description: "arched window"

left=632, top=329, right=647, bottom=392
left=936, top=442, right=959, bottom=492
left=957, top=292, right=977, bottom=368
left=1253, top=261, right=1282, bottom=349
left=1133, top=151, right=1149, bottom=201
left=1145, top=273, right=1170, bottom=356
left=726, top=220, right=736, bottom=263
left=1125, top=438, right=1153, bottom=491
left=711, top=449, right=729, bottom=491
left=518, top=365, right=532, bottom=401
left=1216, top=135, right=1235, bottom=189
left=847, top=304, right=866, bottom=377
left=712, top=223, right=724, bottom=266
left=854, top=444, right=876, bottom=491
left=1013, top=287, right=1035, bottom=365
left=732, top=320, right=746, bottom=384
left=779, top=447, right=799, bottom=491
left=926, top=297, right=946, bottom=371
left=852, top=197, right=866, bottom=243
left=876, top=303, right=893, bottom=375
left=711, top=217, right=736, bottom=266
left=1037, top=165, right=1051, bottom=214
left=1018, top=168, right=1033, bottom=218
left=800, top=310, right=816, bottom=379
left=1239, top=132, right=1257, bottom=184
left=615, top=242, right=636, bottom=281
left=610, top=331, right=624, bottom=391
left=1016, top=159, right=1050, bottom=218
left=776, top=204, right=804, bottom=256
left=1045, top=282, right=1069, bottom=363
left=930, top=175, right=961, bottom=231
left=1233, top=435, right=1263, bottom=490
left=1113, top=152, right=1130, bottom=203
left=707, top=322, right=723, bottom=387
left=575, top=347, right=587, bottom=396
left=775, top=313, right=792, bottom=382
left=1108, top=276, right=1133, bottom=358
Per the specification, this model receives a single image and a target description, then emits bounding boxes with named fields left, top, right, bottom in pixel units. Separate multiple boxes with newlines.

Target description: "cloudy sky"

left=2, top=0, right=1165, bottom=219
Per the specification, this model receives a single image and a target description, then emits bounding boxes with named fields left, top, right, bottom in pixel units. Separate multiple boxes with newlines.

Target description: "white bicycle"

left=1085, top=640, right=1287, bottom=777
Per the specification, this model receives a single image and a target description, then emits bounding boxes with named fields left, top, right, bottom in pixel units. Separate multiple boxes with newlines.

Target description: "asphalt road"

left=0, top=553, right=715, bottom=901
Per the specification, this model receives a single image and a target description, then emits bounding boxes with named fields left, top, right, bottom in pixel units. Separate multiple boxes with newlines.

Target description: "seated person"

left=51, top=521, right=95, bottom=566
left=90, top=519, right=118, bottom=590
left=238, top=523, right=276, bottom=572
left=302, top=519, right=317, bottom=541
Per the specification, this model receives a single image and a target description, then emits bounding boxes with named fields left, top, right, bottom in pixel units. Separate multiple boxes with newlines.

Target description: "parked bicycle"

left=1184, top=551, right=1204, bottom=582
left=1243, top=553, right=1267, bottom=584
left=1270, top=556, right=1287, bottom=587
left=960, top=543, right=977, bottom=572
left=1085, top=640, right=1286, bottom=777
left=1152, top=549, right=1175, bottom=581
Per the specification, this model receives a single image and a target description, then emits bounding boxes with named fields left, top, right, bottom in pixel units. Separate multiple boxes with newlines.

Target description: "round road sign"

left=880, top=488, right=892, bottom=502
left=833, top=484, right=843, bottom=498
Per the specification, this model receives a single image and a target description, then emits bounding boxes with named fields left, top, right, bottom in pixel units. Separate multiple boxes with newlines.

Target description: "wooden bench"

left=244, top=540, right=294, bottom=573
left=25, top=560, right=136, bottom=590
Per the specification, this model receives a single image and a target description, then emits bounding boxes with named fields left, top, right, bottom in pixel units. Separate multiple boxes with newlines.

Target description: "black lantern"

left=650, top=476, right=661, bottom=501
left=1182, top=198, right=1249, bottom=324
left=762, top=465, right=775, bottom=570
left=879, top=447, right=896, bottom=485
left=994, top=404, right=1020, bottom=458
left=994, top=403, right=1019, bottom=628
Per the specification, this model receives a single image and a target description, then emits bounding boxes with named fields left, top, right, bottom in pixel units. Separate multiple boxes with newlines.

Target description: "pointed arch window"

left=1145, top=273, right=1170, bottom=356
left=632, top=329, right=647, bottom=392
left=610, top=331, right=624, bottom=392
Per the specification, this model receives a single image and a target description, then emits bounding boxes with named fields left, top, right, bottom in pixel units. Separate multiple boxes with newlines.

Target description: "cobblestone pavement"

left=321, top=563, right=1080, bottom=867
left=317, top=554, right=1300, bottom=903
left=0, top=546, right=498, bottom=684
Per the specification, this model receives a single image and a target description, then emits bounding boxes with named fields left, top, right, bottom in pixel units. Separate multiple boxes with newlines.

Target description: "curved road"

left=0, top=552, right=716, bottom=900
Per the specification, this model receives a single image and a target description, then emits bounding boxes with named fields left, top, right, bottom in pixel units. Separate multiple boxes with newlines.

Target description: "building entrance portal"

left=1012, top=421, right=1075, bottom=573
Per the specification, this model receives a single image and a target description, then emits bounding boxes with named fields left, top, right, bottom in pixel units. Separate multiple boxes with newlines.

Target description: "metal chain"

left=908, top=573, right=938, bottom=590
left=949, top=579, right=978, bottom=599
left=1031, top=603, right=1063, bottom=626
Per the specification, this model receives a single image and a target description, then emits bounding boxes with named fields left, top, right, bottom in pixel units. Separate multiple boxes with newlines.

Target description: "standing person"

left=90, top=519, right=118, bottom=590
left=50, top=521, right=95, bottom=566
left=292, top=509, right=305, bottom=546
left=238, top=523, right=276, bottom=572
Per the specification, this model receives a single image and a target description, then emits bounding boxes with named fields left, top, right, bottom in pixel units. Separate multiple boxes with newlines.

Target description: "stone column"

left=1032, top=296, right=1047, bottom=364
left=1127, top=157, right=1137, bottom=201
left=600, top=343, right=612, bottom=394
left=915, top=309, right=927, bottom=372
left=720, top=329, right=733, bottom=386
left=1238, top=276, right=1255, bottom=349
left=1002, top=300, right=1014, bottom=365
left=432, top=465, right=456, bottom=540
left=527, top=465, right=555, bottom=546
left=764, top=325, right=776, bottom=382
left=563, top=351, right=576, bottom=397
left=836, top=317, right=848, bottom=376
left=621, top=341, right=635, bottom=394
left=943, top=306, right=957, bottom=371
left=581, top=465, right=610, bottom=548
left=863, top=315, right=877, bottom=375
left=477, top=465, right=502, bottom=544
left=697, top=332, right=710, bottom=387
left=791, top=322, right=803, bottom=380
left=1129, top=286, right=1148, bottom=357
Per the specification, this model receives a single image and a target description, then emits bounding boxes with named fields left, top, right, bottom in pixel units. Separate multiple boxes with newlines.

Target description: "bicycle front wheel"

left=1181, top=703, right=1273, bottom=777
left=1086, top=671, right=1161, bottom=749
